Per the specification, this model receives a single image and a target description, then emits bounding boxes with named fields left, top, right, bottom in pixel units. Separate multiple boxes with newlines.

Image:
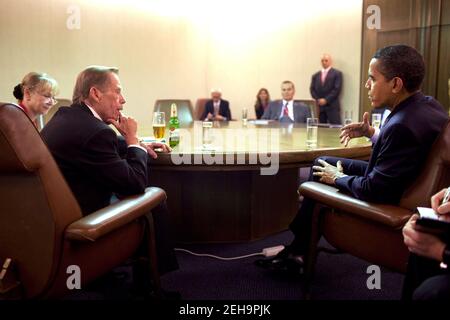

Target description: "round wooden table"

left=141, top=121, right=372, bottom=243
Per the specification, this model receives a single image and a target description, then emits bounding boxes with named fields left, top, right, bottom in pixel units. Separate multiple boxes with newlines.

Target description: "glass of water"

left=202, top=121, right=213, bottom=149
left=242, top=108, right=248, bottom=125
left=306, top=117, right=318, bottom=149
left=371, top=113, right=381, bottom=129
left=344, top=110, right=353, bottom=125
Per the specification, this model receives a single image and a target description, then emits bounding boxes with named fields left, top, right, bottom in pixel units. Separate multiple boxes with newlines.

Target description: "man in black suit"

left=310, top=54, right=343, bottom=124
left=256, top=45, right=448, bottom=275
left=41, top=66, right=178, bottom=295
left=201, top=89, right=232, bottom=121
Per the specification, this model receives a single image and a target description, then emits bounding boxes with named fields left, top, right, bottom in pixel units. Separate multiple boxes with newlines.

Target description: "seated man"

left=262, top=80, right=311, bottom=123
left=256, top=45, right=448, bottom=274
left=201, top=89, right=232, bottom=121
left=402, top=187, right=450, bottom=300
left=41, top=66, right=179, bottom=297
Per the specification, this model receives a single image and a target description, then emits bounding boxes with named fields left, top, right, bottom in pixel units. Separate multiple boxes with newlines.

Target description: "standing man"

left=201, top=89, right=232, bottom=121
left=256, top=45, right=448, bottom=274
left=310, top=54, right=343, bottom=124
left=262, top=80, right=311, bottom=123
left=41, top=66, right=179, bottom=296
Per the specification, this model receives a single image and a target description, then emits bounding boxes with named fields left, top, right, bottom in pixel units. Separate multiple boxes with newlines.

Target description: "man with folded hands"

left=42, top=66, right=179, bottom=298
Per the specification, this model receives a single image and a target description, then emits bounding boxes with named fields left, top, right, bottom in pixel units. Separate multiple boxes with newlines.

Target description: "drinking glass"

left=202, top=121, right=213, bottom=149
left=153, top=111, right=166, bottom=140
left=242, top=108, right=248, bottom=125
left=306, top=117, right=318, bottom=148
left=371, top=113, right=381, bottom=129
left=344, top=110, right=353, bottom=125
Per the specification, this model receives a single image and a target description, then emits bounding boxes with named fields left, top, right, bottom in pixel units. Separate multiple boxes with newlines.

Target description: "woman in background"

left=254, top=88, right=270, bottom=119
left=13, top=72, right=59, bottom=126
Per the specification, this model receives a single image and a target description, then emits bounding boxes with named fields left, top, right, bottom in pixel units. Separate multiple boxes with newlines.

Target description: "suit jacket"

left=310, top=68, right=343, bottom=111
left=335, top=92, right=448, bottom=204
left=261, top=100, right=311, bottom=123
left=41, top=103, right=149, bottom=215
left=201, top=99, right=232, bottom=120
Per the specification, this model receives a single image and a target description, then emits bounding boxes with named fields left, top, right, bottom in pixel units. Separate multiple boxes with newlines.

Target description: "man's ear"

left=391, top=77, right=404, bottom=93
left=89, top=87, right=102, bottom=102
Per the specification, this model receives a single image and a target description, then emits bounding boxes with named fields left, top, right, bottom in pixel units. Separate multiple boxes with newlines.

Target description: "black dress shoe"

left=255, top=247, right=304, bottom=275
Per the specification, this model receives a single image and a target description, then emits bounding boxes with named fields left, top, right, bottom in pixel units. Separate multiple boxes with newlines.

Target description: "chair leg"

left=143, top=213, right=162, bottom=298
left=302, top=204, right=324, bottom=300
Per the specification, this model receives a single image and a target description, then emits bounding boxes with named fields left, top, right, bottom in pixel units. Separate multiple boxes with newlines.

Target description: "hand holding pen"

left=431, top=187, right=450, bottom=215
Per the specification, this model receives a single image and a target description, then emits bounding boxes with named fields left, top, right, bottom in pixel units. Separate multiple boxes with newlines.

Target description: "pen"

left=442, top=186, right=450, bottom=205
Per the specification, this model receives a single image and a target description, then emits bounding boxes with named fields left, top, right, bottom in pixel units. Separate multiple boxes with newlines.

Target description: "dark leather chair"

left=299, top=120, right=450, bottom=293
left=0, top=102, right=166, bottom=299
left=37, top=98, right=72, bottom=130
left=295, top=99, right=317, bottom=119
left=153, top=99, right=194, bottom=127
left=194, top=98, right=209, bottom=120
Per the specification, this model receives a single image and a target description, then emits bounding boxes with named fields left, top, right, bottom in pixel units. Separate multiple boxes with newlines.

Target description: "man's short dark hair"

left=373, top=45, right=425, bottom=93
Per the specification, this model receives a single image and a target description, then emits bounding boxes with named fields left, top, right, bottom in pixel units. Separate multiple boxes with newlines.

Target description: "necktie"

left=321, top=70, right=328, bottom=84
left=283, top=103, right=289, bottom=117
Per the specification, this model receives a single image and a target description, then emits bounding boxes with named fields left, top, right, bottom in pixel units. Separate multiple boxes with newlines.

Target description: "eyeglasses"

left=38, top=93, right=57, bottom=105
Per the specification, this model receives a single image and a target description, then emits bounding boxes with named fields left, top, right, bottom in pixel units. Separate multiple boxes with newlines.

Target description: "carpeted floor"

left=64, top=230, right=404, bottom=300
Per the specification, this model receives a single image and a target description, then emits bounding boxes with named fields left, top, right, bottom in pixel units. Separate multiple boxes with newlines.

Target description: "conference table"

left=140, top=120, right=372, bottom=243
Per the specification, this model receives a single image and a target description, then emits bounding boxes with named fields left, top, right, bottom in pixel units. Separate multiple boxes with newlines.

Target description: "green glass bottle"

left=168, top=103, right=180, bottom=147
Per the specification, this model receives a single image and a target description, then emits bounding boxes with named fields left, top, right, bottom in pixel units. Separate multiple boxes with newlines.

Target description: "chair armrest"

left=299, top=181, right=412, bottom=228
left=65, top=187, right=166, bottom=242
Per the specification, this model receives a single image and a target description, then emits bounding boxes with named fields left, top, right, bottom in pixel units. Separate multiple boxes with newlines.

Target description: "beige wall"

left=0, top=0, right=363, bottom=123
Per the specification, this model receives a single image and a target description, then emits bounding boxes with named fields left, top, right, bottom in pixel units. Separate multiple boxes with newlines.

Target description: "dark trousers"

left=319, top=106, right=341, bottom=125
left=402, top=254, right=450, bottom=300
left=133, top=201, right=178, bottom=290
left=289, top=156, right=368, bottom=254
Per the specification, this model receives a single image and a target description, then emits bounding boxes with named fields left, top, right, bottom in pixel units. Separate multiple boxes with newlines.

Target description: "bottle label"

left=169, top=128, right=180, bottom=139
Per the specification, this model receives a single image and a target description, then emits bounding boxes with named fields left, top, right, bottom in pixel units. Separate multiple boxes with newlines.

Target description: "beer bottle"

left=168, top=103, right=180, bottom=147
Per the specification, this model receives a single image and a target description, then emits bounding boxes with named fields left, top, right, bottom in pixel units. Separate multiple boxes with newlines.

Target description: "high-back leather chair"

left=153, top=99, right=194, bottom=127
left=37, top=98, right=72, bottom=130
left=194, top=98, right=209, bottom=120
left=0, top=103, right=166, bottom=299
left=295, top=99, right=317, bottom=119
left=299, top=120, right=450, bottom=291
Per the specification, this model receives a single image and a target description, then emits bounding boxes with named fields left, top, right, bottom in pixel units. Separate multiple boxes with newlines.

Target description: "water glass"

left=242, top=108, right=248, bottom=125
left=371, top=113, right=381, bottom=129
left=306, top=117, right=318, bottom=148
left=202, top=121, right=213, bottom=148
left=344, top=110, right=353, bottom=125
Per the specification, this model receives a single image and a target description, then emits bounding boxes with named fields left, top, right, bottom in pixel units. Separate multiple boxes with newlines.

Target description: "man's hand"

left=142, top=142, right=172, bottom=159
left=206, top=113, right=214, bottom=120
left=339, top=112, right=374, bottom=147
left=431, top=188, right=450, bottom=215
left=402, top=214, right=446, bottom=261
left=109, top=113, right=139, bottom=145
left=312, top=159, right=347, bottom=185
left=318, top=98, right=327, bottom=106
left=214, top=114, right=225, bottom=121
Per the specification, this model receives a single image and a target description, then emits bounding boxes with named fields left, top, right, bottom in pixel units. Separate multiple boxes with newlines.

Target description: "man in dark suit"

left=201, top=89, right=232, bottom=121
left=261, top=80, right=311, bottom=123
left=310, top=54, right=343, bottom=124
left=41, top=66, right=179, bottom=295
left=256, top=45, right=448, bottom=274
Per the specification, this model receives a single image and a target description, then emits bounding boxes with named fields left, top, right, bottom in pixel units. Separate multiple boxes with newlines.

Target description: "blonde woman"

left=13, top=72, right=59, bottom=126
